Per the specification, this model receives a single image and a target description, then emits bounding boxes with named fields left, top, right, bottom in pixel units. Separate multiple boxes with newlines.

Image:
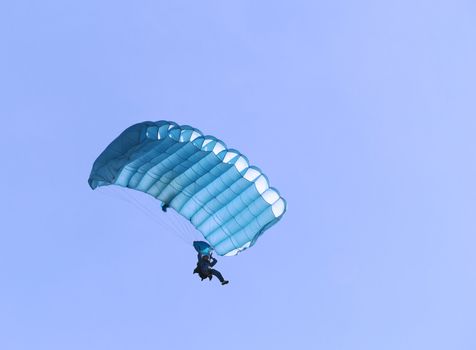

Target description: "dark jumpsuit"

left=197, top=254, right=225, bottom=283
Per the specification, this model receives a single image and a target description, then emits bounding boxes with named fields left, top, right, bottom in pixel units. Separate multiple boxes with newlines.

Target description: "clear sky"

left=1, top=1, right=475, bottom=349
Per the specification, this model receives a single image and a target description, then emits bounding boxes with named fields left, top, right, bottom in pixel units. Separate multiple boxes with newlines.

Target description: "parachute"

left=88, top=121, right=286, bottom=256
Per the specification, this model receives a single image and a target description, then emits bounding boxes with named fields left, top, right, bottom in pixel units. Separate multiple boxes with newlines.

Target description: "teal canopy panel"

left=88, top=121, right=286, bottom=256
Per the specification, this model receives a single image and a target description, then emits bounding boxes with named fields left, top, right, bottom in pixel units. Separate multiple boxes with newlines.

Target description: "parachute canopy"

left=88, top=121, right=286, bottom=256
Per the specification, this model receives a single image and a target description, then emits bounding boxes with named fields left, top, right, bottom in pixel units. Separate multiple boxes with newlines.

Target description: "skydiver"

left=193, top=253, right=229, bottom=285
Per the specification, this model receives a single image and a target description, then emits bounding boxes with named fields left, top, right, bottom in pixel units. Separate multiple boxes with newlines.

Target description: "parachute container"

left=193, top=241, right=213, bottom=256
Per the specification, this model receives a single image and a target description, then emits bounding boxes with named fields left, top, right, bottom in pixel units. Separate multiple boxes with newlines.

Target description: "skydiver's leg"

left=209, top=269, right=225, bottom=283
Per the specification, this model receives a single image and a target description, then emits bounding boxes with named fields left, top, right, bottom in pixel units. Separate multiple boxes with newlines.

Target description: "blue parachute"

left=88, top=121, right=286, bottom=256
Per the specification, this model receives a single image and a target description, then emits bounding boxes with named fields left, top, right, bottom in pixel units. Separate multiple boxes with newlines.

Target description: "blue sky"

left=1, top=1, right=476, bottom=349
